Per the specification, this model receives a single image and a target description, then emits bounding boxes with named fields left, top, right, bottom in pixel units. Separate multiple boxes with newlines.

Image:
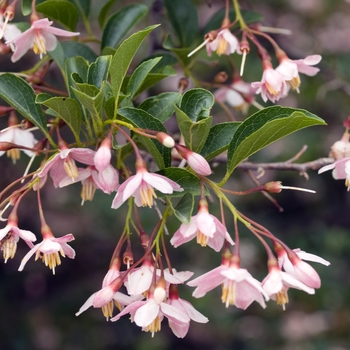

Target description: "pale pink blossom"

left=318, top=158, right=350, bottom=190
left=188, top=262, right=269, bottom=309
left=0, top=219, right=37, bottom=262
left=276, top=55, right=321, bottom=91
left=251, top=67, right=289, bottom=103
left=185, top=152, right=211, bottom=176
left=0, top=127, right=37, bottom=163
left=6, top=18, right=80, bottom=62
left=170, top=201, right=234, bottom=252
left=38, top=147, right=96, bottom=187
left=0, top=15, right=21, bottom=48
left=111, top=168, right=183, bottom=209
left=166, top=285, right=208, bottom=338
left=277, top=248, right=330, bottom=289
left=110, top=291, right=190, bottom=337
left=206, top=29, right=240, bottom=56
left=18, top=232, right=75, bottom=274
left=94, top=137, right=112, bottom=172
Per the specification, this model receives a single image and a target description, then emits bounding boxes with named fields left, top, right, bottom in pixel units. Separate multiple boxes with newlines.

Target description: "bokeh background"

left=0, top=0, right=350, bottom=349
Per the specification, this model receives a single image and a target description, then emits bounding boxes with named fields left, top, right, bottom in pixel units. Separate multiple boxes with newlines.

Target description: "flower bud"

left=153, top=277, right=166, bottom=304
left=178, top=77, right=189, bottom=93
left=94, top=136, right=112, bottom=172
left=214, top=71, right=228, bottom=83
left=156, top=132, right=175, bottom=148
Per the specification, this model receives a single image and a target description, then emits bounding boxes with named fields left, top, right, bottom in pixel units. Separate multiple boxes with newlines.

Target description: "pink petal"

left=142, top=172, right=176, bottom=194
left=168, top=318, right=190, bottom=338
left=41, top=31, right=58, bottom=51
left=176, top=299, right=208, bottom=323
left=160, top=302, right=189, bottom=323
left=294, top=249, right=330, bottom=266
left=13, top=227, right=37, bottom=242
left=18, top=244, right=41, bottom=271
left=70, top=148, right=96, bottom=165
left=75, top=293, right=95, bottom=316
left=134, top=299, right=159, bottom=327
left=110, top=300, right=146, bottom=322
left=7, top=29, right=35, bottom=62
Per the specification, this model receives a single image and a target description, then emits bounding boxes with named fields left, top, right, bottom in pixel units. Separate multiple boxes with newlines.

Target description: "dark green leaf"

left=22, top=0, right=33, bottom=16
left=99, top=0, right=118, bottom=28
left=101, top=4, right=148, bottom=50
left=201, top=122, right=241, bottom=160
left=163, top=34, right=194, bottom=67
left=175, top=105, right=212, bottom=152
left=164, top=0, right=199, bottom=47
left=0, top=74, right=53, bottom=144
left=36, top=0, right=79, bottom=31
left=124, top=57, right=162, bottom=105
left=110, top=25, right=159, bottom=115
left=36, top=95, right=82, bottom=142
left=171, top=193, right=194, bottom=224
left=69, top=0, right=90, bottom=17
left=61, top=42, right=98, bottom=63
left=220, top=106, right=327, bottom=185
left=87, top=55, right=112, bottom=89
left=180, top=88, right=214, bottom=122
left=65, top=56, right=89, bottom=98
left=117, top=107, right=171, bottom=169
left=157, top=167, right=201, bottom=196
left=139, top=92, right=181, bottom=122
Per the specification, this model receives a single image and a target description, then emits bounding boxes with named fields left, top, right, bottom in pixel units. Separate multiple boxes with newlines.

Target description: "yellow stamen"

left=216, top=38, right=228, bottom=56
left=139, top=184, right=157, bottom=207
left=63, top=157, right=79, bottom=180
left=35, top=248, right=65, bottom=275
left=102, top=301, right=114, bottom=321
left=81, top=178, right=96, bottom=205
left=287, top=75, right=301, bottom=92
left=7, top=148, right=20, bottom=164
left=1, top=234, right=17, bottom=262
left=221, top=280, right=235, bottom=308
left=275, top=288, right=289, bottom=311
left=33, top=32, right=47, bottom=58
left=196, top=230, right=208, bottom=247
left=144, top=316, right=161, bottom=337
left=265, top=82, right=279, bottom=96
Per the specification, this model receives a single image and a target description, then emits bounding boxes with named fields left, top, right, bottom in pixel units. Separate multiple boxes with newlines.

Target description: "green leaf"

left=175, top=105, right=212, bottom=153
left=156, top=167, right=201, bottom=196
left=220, top=106, right=327, bottom=185
left=65, top=56, right=89, bottom=98
left=117, top=107, right=171, bottom=169
left=200, top=122, right=241, bottom=160
left=180, top=88, right=214, bottom=122
left=36, top=0, right=79, bottom=31
left=61, top=42, right=98, bottom=63
left=99, top=0, right=118, bottom=28
left=171, top=193, right=194, bottom=224
left=36, top=95, right=82, bottom=142
left=87, top=55, right=112, bottom=89
left=22, top=0, right=33, bottom=16
left=163, top=34, right=194, bottom=67
left=203, top=8, right=263, bottom=34
left=101, top=4, right=148, bottom=50
left=164, top=0, right=199, bottom=47
left=69, top=0, right=90, bottom=17
left=139, top=92, right=181, bottom=122
left=110, top=25, right=159, bottom=115
left=124, top=57, right=162, bottom=105
left=0, top=74, right=53, bottom=144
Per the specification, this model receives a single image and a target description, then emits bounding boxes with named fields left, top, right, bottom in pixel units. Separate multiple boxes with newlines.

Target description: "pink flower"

left=6, top=18, right=80, bottom=62
left=0, top=219, right=37, bottom=262
left=170, top=200, right=234, bottom=252
left=38, top=147, right=96, bottom=187
left=0, top=127, right=37, bottom=163
left=251, top=67, right=289, bottom=103
left=188, top=261, right=269, bottom=309
left=18, top=229, right=75, bottom=274
left=166, top=285, right=208, bottom=338
left=318, top=157, right=350, bottom=190
left=111, top=167, right=183, bottom=209
left=94, top=137, right=112, bottom=172
left=76, top=271, right=139, bottom=320
left=110, top=288, right=190, bottom=337
left=262, top=264, right=315, bottom=309
left=277, top=248, right=330, bottom=289
left=276, top=55, right=321, bottom=91
left=0, top=14, right=21, bottom=47
left=206, top=29, right=240, bottom=56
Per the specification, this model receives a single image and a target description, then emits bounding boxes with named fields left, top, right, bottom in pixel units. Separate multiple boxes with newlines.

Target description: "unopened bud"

left=156, top=132, right=175, bottom=148
left=168, top=284, right=179, bottom=300
left=343, top=116, right=350, bottom=129
left=153, top=277, right=166, bottom=304
left=214, top=71, right=228, bottom=83
left=139, top=230, right=150, bottom=249
left=123, top=249, right=134, bottom=268
left=204, top=30, right=217, bottom=43
left=178, top=77, right=189, bottom=93
left=20, top=119, right=35, bottom=129
left=94, top=136, right=112, bottom=172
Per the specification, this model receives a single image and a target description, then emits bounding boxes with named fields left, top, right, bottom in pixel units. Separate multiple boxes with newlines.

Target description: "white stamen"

left=240, top=50, right=247, bottom=76
left=0, top=202, right=11, bottom=221
left=188, top=38, right=210, bottom=57
left=251, top=100, right=264, bottom=110
left=259, top=26, right=292, bottom=35
left=280, top=186, right=316, bottom=194
left=21, top=154, right=36, bottom=183
left=0, top=15, right=9, bottom=40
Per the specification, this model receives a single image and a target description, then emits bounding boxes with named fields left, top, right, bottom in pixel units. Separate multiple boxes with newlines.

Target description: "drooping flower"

left=0, top=218, right=37, bottom=262
left=0, top=127, right=37, bottom=163
left=206, top=29, right=241, bottom=56
left=188, top=258, right=269, bottom=309
left=170, top=199, right=234, bottom=252
left=318, top=157, right=350, bottom=190
left=166, top=284, right=208, bottom=338
left=111, top=159, right=183, bottom=209
left=38, top=147, right=96, bottom=187
left=94, top=136, right=112, bottom=172
left=276, top=54, right=322, bottom=92
left=276, top=246, right=330, bottom=289
left=18, top=226, right=75, bottom=274
left=6, top=18, right=80, bottom=62
left=251, top=64, right=289, bottom=103
left=0, top=14, right=21, bottom=48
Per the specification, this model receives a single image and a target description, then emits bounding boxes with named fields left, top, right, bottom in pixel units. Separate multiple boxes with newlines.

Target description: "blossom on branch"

left=206, top=29, right=241, bottom=56
left=6, top=18, right=80, bottom=62
left=318, top=157, right=350, bottom=190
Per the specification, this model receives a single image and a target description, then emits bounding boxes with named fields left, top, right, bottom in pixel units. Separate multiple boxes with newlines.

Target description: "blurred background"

left=0, top=0, right=350, bottom=349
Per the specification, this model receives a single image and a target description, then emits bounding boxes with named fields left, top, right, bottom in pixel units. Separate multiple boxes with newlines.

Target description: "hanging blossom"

left=0, top=14, right=21, bottom=49
left=6, top=18, right=80, bottom=62
left=318, top=157, right=350, bottom=190
left=111, top=159, right=183, bottom=209
left=18, top=225, right=75, bottom=274
left=251, top=61, right=289, bottom=103
left=276, top=54, right=322, bottom=92
left=170, top=199, right=234, bottom=252
left=206, top=28, right=241, bottom=56
left=0, top=127, right=38, bottom=164
left=0, top=217, right=37, bottom=263
left=187, top=255, right=269, bottom=309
